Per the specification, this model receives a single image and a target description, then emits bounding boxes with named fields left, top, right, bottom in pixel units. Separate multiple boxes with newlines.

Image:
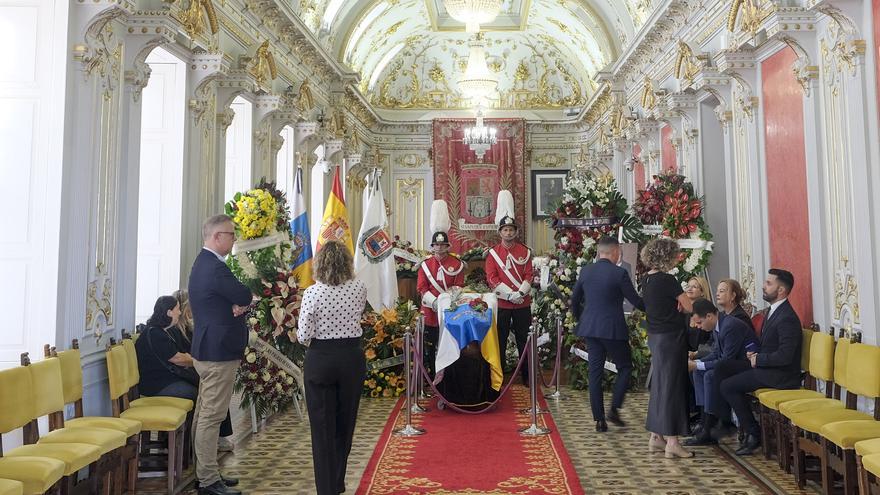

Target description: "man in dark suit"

left=571, top=236, right=645, bottom=432
left=684, top=298, right=758, bottom=446
left=718, top=268, right=802, bottom=455
left=189, top=214, right=253, bottom=495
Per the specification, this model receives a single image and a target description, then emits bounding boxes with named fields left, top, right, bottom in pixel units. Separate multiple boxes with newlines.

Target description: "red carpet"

left=356, top=385, right=584, bottom=494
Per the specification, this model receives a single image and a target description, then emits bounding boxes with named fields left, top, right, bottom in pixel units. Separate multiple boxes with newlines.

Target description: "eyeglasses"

left=218, top=231, right=236, bottom=237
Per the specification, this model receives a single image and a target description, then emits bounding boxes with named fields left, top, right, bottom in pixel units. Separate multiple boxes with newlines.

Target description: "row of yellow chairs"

left=752, top=329, right=880, bottom=494
left=0, top=336, right=195, bottom=495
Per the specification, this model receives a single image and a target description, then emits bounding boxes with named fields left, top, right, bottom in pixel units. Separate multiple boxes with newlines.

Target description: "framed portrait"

left=531, top=170, right=568, bottom=219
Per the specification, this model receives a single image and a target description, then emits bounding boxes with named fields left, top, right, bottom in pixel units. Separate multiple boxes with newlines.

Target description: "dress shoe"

left=595, top=420, right=608, bottom=432
left=735, top=434, right=761, bottom=456
left=198, top=480, right=242, bottom=495
left=607, top=408, right=625, bottom=427
left=664, top=444, right=695, bottom=458
left=196, top=476, right=240, bottom=489
left=683, top=432, right=717, bottom=446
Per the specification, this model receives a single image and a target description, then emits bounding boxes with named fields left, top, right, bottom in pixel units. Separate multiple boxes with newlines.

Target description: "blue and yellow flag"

left=316, top=166, right=354, bottom=254
left=290, top=167, right=314, bottom=288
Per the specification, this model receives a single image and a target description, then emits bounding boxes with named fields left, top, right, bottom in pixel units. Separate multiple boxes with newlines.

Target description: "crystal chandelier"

left=462, top=108, right=497, bottom=162
left=458, top=33, right=498, bottom=102
left=443, top=0, right=503, bottom=32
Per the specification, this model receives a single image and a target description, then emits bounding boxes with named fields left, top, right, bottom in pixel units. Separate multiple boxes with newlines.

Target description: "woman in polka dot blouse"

left=297, top=240, right=368, bottom=495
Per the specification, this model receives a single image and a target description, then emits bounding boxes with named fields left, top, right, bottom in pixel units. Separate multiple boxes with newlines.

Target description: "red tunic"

left=417, top=255, right=466, bottom=326
left=485, top=242, right=533, bottom=310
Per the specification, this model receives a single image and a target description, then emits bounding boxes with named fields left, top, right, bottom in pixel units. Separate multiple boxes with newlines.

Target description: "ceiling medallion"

left=442, top=0, right=503, bottom=32
left=458, top=32, right=498, bottom=102
left=462, top=107, right=497, bottom=162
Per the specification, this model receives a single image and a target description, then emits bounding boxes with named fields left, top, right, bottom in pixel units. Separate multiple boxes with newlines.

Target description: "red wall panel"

left=661, top=125, right=678, bottom=172
left=762, top=47, right=813, bottom=324
left=633, top=143, right=646, bottom=192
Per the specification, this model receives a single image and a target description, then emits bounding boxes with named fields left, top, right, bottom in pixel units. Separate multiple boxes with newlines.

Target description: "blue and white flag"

left=290, top=167, right=314, bottom=287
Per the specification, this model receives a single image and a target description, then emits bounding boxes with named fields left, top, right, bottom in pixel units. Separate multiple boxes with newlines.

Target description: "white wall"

left=225, top=96, right=253, bottom=202
left=700, top=98, right=731, bottom=289
left=275, top=125, right=296, bottom=199
left=0, top=0, right=67, bottom=370
left=135, top=47, right=186, bottom=325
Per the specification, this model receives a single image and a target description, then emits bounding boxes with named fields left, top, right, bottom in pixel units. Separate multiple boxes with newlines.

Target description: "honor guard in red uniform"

left=485, top=190, right=534, bottom=384
left=417, top=200, right=465, bottom=376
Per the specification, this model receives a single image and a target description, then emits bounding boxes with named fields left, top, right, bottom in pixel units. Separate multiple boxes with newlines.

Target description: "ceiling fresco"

left=290, top=0, right=659, bottom=111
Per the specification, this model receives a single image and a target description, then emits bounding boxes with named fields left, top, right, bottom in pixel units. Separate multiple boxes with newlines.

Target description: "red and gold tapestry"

left=432, top=119, right=526, bottom=252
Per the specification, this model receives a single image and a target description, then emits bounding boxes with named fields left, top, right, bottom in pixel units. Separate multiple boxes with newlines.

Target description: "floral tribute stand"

left=225, top=181, right=306, bottom=429
left=633, top=171, right=714, bottom=284
left=532, top=172, right=650, bottom=390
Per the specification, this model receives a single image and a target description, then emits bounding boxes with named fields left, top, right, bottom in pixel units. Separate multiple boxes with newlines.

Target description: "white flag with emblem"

left=354, top=173, right=398, bottom=310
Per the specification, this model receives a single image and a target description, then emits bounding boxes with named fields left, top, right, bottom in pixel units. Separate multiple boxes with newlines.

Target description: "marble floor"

left=137, top=388, right=823, bottom=494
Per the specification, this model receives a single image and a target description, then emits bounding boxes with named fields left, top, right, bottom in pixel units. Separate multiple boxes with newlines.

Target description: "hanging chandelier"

left=462, top=107, right=497, bottom=162
left=442, top=0, right=503, bottom=32
left=458, top=33, right=498, bottom=102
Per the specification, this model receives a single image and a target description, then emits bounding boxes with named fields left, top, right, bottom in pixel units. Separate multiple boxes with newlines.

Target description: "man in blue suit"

left=571, top=236, right=645, bottom=432
left=684, top=298, right=758, bottom=446
left=189, top=214, right=253, bottom=495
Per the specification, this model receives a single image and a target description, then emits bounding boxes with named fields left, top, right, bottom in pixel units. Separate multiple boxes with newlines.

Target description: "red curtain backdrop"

left=874, top=0, right=880, bottom=132
left=762, top=47, right=814, bottom=324
left=633, top=143, right=646, bottom=192
left=432, top=119, right=526, bottom=252
left=661, top=125, right=678, bottom=172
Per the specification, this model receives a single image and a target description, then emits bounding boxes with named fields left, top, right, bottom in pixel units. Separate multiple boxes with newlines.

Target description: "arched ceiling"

left=292, top=0, right=659, bottom=113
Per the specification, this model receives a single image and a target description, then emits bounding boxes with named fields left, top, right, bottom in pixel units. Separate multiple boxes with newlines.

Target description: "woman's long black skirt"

left=645, top=331, right=690, bottom=437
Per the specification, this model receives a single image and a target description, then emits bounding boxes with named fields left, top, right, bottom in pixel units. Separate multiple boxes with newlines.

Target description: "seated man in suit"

left=718, top=268, right=802, bottom=455
left=571, top=236, right=645, bottom=432
left=684, top=298, right=758, bottom=446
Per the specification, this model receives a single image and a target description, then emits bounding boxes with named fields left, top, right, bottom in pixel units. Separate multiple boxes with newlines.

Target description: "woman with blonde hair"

left=684, top=276, right=712, bottom=352
left=641, top=238, right=694, bottom=458
left=297, top=240, right=368, bottom=495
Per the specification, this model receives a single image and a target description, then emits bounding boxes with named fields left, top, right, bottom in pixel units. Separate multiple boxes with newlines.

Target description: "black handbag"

left=146, top=327, right=200, bottom=387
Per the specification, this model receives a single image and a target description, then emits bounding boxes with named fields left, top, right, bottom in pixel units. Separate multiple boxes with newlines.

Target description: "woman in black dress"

left=641, top=238, right=695, bottom=458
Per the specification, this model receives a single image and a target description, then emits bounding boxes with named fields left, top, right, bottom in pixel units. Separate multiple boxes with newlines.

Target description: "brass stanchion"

left=544, top=317, right=567, bottom=400
left=411, top=316, right=428, bottom=414
left=394, top=329, right=425, bottom=436
left=519, top=326, right=551, bottom=436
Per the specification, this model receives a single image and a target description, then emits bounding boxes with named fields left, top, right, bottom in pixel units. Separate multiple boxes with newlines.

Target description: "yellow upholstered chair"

left=47, top=342, right=142, bottom=493
left=788, top=342, right=880, bottom=493
left=119, top=338, right=193, bottom=412
left=0, top=479, right=24, bottom=495
left=106, top=345, right=188, bottom=495
left=757, top=330, right=836, bottom=469
left=0, top=365, right=85, bottom=495
left=778, top=336, right=851, bottom=417
left=857, top=439, right=880, bottom=495
left=859, top=453, right=880, bottom=495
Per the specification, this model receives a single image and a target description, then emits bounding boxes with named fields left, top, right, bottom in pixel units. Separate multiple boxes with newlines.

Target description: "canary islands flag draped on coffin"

left=289, top=167, right=314, bottom=288
left=434, top=293, right=503, bottom=391
left=316, top=166, right=353, bottom=254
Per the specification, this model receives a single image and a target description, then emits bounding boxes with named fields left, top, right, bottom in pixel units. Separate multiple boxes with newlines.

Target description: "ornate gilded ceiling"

left=290, top=0, right=659, bottom=112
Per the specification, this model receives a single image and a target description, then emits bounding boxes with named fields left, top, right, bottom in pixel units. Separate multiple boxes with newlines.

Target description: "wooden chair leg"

left=821, top=438, right=835, bottom=495
left=859, top=455, right=870, bottom=495
left=793, top=426, right=807, bottom=489
left=175, top=425, right=185, bottom=490
left=761, top=406, right=773, bottom=460
left=126, top=435, right=140, bottom=494
left=774, top=411, right=786, bottom=467
left=781, top=420, right=792, bottom=473
left=843, top=449, right=858, bottom=495
left=167, top=430, right=177, bottom=495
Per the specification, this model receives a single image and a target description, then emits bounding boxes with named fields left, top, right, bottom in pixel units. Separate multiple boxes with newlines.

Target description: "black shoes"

left=198, top=480, right=242, bottom=495
left=596, top=420, right=608, bottom=432
left=196, top=476, right=239, bottom=488
left=683, top=431, right=717, bottom=446
left=735, top=434, right=761, bottom=455
left=607, top=408, right=625, bottom=427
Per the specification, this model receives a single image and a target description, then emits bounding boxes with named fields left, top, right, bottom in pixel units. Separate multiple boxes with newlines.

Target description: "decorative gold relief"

left=180, top=0, right=218, bottom=39
left=249, top=41, right=277, bottom=87
left=297, top=80, right=315, bottom=113
left=674, top=41, right=701, bottom=84
left=533, top=153, right=566, bottom=168
left=395, top=153, right=426, bottom=168
left=727, top=0, right=771, bottom=36
left=739, top=255, right=756, bottom=305
left=834, top=267, right=860, bottom=329
left=640, top=76, right=655, bottom=110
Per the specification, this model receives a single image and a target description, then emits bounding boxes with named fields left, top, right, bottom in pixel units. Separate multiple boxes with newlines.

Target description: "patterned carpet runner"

left=356, top=384, right=584, bottom=494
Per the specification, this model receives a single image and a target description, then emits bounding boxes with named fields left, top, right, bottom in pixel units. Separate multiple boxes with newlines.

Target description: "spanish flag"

left=289, top=167, right=314, bottom=287
left=315, top=166, right=353, bottom=254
